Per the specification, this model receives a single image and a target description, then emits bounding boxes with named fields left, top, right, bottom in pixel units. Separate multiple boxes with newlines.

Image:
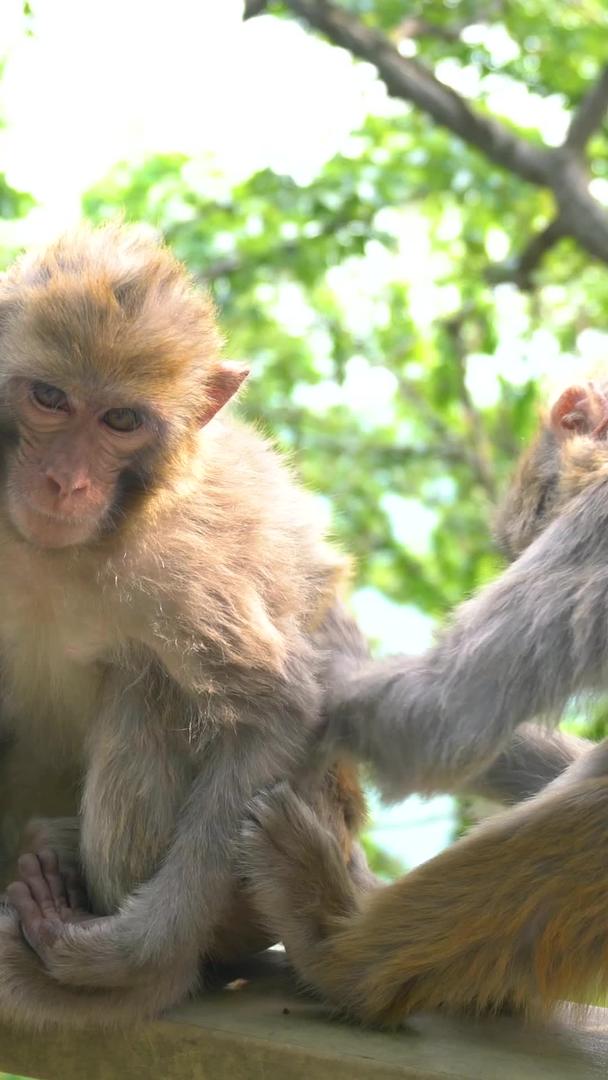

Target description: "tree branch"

left=281, top=0, right=550, bottom=185
left=565, top=65, right=608, bottom=153
left=440, top=311, right=498, bottom=500
left=271, top=0, right=608, bottom=271
left=486, top=217, right=566, bottom=288
left=390, top=369, right=495, bottom=497
left=550, top=150, right=608, bottom=264
left=243, top=0, right=269, bottom=18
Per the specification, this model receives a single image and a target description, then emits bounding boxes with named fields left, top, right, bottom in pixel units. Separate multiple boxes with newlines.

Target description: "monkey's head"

left=495, top=380, right=608, bottom=560
left=0, top=224, right=247, bottom=549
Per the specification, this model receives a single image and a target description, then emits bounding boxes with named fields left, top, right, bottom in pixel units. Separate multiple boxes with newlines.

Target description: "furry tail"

left=0, top=908, right=198, bottom=1030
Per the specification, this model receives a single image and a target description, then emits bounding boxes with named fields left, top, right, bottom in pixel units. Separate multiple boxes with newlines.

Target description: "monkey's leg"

left=245, top=749, right=608, bottom=1025
left=243, top=784, right=398, bottom=1013
left=463, top=725, right=590, bottom=803
left=0, top=823, right=199, bottom=1030
left=1, top=667, right=322, bottom=1011
left=0, top=731, right=81, bottom=889
left=21, top=818, right=82, bottom=877
left=242, top=784, right=363, bottom=964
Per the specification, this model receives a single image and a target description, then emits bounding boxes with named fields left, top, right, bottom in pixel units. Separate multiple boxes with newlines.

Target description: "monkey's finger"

left=7, top=880, right=62, bottom=956
left=16, top=853, right=63, bottom=920
left=36, top=848, right=71, bottom=915
left=64, top=866, right=89, bottom=914
left=7, top=880, right=38, bottom=914
left=6, top=880, right=45, bottom=938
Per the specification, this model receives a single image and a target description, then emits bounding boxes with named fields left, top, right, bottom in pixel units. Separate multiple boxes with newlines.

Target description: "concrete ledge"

left=1, top=954, right=607, bottom=1080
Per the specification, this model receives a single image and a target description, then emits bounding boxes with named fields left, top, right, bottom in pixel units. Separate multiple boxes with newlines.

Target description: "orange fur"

left=243, top=776, right=608, bottom=1026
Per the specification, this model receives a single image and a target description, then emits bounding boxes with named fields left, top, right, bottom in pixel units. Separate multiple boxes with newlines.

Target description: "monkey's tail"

left=0, top=911, right=199, bottom=1030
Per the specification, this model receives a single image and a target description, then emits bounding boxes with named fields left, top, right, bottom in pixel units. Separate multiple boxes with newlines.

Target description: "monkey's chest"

left=0, top=567, right=114, bottom=739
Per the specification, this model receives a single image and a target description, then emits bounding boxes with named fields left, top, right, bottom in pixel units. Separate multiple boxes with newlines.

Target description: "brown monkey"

left=243, top=751, right=608, bottom=1023
left=241, top=381, right=608, bottom=1022
left=0, top=228, right=588, bottom=1028
left=0, top=223, right=370, bottom=1027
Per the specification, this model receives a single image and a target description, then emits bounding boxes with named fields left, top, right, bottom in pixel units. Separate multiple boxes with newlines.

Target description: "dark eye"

left=102, top=408, right=142, bottom=433
left=31, top=381, right=69, bottom=411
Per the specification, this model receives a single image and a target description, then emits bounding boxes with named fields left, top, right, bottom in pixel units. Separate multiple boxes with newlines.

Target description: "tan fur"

left=0, top=223, right=366, bottom=1027
left=243, top=769, right=608, bottom=1025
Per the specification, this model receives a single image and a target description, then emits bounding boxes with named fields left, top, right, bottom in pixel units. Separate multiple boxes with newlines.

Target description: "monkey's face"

left=0, top=224, right=249, bottom=549
left=4, top=377, right=158, bottom=549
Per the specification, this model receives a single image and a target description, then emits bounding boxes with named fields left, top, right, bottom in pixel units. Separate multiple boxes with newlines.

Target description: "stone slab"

left=0, top=953, right=607, bottom=1080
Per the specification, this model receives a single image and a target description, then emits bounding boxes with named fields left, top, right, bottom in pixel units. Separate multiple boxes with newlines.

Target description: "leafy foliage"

left=0, top=175, right=33, bottom=228
left=84, top=2, right=608, bottom=753
left=85, top=145, right=529, bottom=617
left=361, top=832, right=406, bottom=881
left=16, top=0, right=607, bottom=697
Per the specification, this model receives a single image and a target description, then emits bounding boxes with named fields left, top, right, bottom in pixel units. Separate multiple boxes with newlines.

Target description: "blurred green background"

left=0, top=0, right=605, bottom=997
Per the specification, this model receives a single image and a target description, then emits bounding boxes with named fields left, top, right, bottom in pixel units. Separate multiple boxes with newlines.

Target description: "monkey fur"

left=0, top=224, right=371, bottom=1028
left=0, top=226, right=590, bottom=1029
left=242, top=383, right=608, bottom=1024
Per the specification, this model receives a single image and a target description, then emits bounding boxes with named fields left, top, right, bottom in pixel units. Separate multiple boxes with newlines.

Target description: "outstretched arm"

left=324, top=475, right=608, bottom=799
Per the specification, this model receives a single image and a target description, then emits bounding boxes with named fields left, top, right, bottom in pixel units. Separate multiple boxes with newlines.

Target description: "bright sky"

left=0, top=0, right=380, bottom=233
left=0, top=0, right=602, bottom=399
left=1, top=0, right=603, bottom=864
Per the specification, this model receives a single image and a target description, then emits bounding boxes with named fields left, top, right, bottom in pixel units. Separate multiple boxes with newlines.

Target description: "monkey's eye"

left=30, top=381, right=69, bottom=411
left=102, top=407, right=143, bottom=433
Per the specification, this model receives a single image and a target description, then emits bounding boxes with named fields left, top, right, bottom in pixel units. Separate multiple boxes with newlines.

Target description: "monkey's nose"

left=45, top=469, right=90, bottom=498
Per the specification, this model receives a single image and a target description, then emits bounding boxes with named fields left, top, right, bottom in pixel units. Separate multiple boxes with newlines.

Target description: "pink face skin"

left=5, top=378, right=156, bottom=549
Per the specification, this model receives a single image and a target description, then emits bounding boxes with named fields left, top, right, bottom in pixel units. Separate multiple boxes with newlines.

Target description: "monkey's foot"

left=244, top=783, right=332, bottom=882
left=7, top=849, right=97, bottom=966
left=242, top=783, right=357, bottom=944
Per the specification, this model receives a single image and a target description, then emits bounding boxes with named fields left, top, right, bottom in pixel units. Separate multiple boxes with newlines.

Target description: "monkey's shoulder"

left=159, top=419, right=347, bottom=612
left=106, top=420, right=349, bottom=678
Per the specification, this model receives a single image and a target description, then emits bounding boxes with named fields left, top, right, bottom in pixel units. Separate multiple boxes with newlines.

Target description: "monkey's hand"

left=7, top=850, right=99, bottom=967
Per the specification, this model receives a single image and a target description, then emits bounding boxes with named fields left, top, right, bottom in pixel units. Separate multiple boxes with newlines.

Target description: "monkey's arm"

left=462, top=725, right=589, bottom=803
left=323, top=475, right=608, bottom=799
left=7, top=660, right=318, bottom=1007
left=243, top=740, right=608, bottom=1023
left=316, top=605, right=590, bottom=804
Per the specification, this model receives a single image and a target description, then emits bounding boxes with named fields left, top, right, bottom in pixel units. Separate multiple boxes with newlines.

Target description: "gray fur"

left=322, top=477, right=608, bottom=799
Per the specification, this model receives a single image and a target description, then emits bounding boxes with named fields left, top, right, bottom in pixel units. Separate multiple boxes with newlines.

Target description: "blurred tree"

left=83, top=1, right=608, bottom=758
left=0, top=60, right=35, bottom=250
left=245, top=1, right=608, bottom=272
left=0, top=174, right=33, bottom=226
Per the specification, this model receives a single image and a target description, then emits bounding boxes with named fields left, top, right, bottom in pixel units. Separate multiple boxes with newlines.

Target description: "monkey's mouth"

left=9, top=494, right=101, bottom=548
left=20, top=494, right=98, bottom=527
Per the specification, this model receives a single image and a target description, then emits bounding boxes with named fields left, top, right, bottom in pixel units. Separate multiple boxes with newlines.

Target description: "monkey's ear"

left=550, top=384, right=607, bottom=440
left=200, top=362, right=250, bottom=427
